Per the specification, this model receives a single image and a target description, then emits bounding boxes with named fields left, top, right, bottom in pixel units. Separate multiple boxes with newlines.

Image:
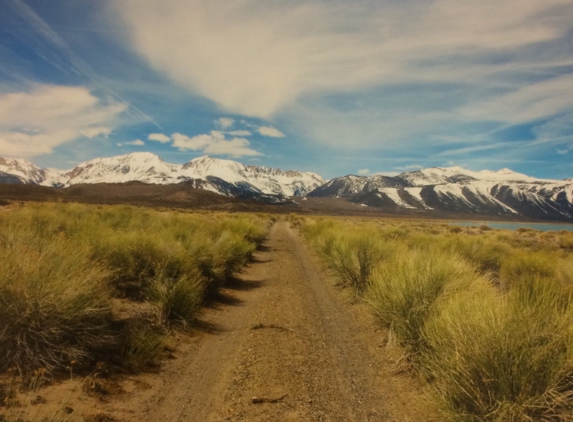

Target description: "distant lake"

left=450, top=221, right=573, bottom=232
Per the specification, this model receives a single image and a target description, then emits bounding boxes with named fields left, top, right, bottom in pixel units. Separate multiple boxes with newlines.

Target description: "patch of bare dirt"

left=1, top=222, right=435, bottom=421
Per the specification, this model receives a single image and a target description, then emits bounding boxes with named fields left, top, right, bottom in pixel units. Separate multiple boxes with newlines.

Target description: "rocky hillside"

left=308, top=167, right=573, bottom=221
left=0, top=153, right=324, bottom=204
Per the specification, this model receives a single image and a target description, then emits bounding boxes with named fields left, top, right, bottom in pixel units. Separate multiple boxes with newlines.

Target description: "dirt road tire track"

left=123, top=222, right=431, bottom=421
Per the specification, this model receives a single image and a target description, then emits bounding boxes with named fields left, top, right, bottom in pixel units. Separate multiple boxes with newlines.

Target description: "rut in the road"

left=115, top=222, right=432, bottom=422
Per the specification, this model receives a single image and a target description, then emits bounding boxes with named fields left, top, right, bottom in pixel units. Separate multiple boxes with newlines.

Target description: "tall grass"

left=303, top=220, right=393, bottom=293
left=0, top=203, right=268, bottom=376
left=0, top=228, right=114, bottom=374
left=366, top=249, right=480, bottom=355
left=149, top=272, right=206, bottom=327
left=301, top=216, right=573, bottom=421
left=422, top=276, right=573, bottom=421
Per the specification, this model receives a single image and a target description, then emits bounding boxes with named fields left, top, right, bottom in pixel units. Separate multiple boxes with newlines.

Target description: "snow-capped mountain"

left=308, top=167, right=573, bottom=221
left=0, top=157, right=66, bottom=186
left=0, top=153, right=324, bottom=202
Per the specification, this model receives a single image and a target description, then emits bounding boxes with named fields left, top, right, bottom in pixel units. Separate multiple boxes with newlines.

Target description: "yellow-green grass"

left=300, top=215, right=573, bottom=422
left=0, top=203, right=269, bottom=376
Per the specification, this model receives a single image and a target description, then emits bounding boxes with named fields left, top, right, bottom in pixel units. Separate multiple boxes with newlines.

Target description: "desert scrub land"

left=0, top=202, right=268, bottom=414
left=301, top=216, right=573, bottom=422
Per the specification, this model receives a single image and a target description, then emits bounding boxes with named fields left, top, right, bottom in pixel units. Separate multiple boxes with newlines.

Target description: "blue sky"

left=0, top=0, right=572, bottom=180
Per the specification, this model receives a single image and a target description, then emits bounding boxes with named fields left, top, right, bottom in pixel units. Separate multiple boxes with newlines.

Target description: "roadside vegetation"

left=0, top=202, right=269, bottom=381
left=301, top=217, right=573, bottom=422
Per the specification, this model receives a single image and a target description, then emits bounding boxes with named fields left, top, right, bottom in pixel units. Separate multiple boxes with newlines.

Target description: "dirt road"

left=95, top=222, right=430, bottom=421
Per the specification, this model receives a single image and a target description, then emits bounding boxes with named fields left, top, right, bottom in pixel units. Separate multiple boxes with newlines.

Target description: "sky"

left=0, top=0, right=572, bottom=180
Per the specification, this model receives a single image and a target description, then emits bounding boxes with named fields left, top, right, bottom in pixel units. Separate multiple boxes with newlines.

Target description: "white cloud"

left=258, top=126, right=285, bottom=138
left=81, top=127, right=112, bottom=139
left=460, top=74, right=573, bottom=124
left=357, top=169, right=370, bottom=175
left=172, top=131, right=262, bottom=158
left=115, top=0, right=573, bottom=121
left=148, top=133, right=171, bottom=143
left=126, top=139, right=144, bottom=146
left=215, top=117, right=234, bottom=129
left=226, top=130, right=252, bottom=136
left=0, top=84, right=125, bottom=157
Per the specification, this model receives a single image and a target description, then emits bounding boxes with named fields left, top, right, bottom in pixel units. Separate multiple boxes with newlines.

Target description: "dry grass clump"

left=0, top=203, right=268, bottom=377
left=422, top=276, right=573, bottom=421
left=121, top=323, right=168, bottom=372
left=300, top=216, right=573, bottom=422
left=442, top=236, right=512, bottom=274
left=302, top=219, right=392, bottom=293
left=148, top=271, right=206, bottom=327
left=0, top=228, right=114, bottom=374
left=366, top=249, right=479, bottom=354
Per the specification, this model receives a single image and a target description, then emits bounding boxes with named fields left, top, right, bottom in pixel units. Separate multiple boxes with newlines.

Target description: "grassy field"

left=300, top=216, right=573, bottom=422
left=0, top=202, right=269, bottom=380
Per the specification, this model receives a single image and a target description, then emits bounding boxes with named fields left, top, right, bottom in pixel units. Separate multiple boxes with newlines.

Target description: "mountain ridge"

left=0, top=153, right=324, bottom=202
left=308, top=170, right=573, bottom=221
left=2, top=153, right=573, bottom=221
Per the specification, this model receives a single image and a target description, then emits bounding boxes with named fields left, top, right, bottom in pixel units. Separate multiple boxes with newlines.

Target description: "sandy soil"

left=3, top=222, right=434, bottom=421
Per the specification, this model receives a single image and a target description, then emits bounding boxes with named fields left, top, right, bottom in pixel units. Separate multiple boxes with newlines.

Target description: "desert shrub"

left=149, top=272, right=206, bottom=327
left=443, top=236, right=512, bottom=274
left=499, top=251, right=556, bottom=291
left=422, top=276, right=573, bottom=421
left=0, top=203, right=269, bottom=376
left=214, top=230, right=257, bottom=278
left=366, top=249, right=480, bottom=354
left=91, top=232, right=194, bottom=299
left=219, top=216, right=268, bottom=245
left=0, top=228, right=114, bottom=374
left=122, top=323, right=168, bottom=372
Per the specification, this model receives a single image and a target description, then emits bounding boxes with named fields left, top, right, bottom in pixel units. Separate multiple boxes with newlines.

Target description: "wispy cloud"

left=357, top=169, right=370, bottom=175
left=171, top=131, right=262, bottom=158
left=125, top=139, right=144, bottom=146
left=258, top=126, right=285, bottom=138
left=215, top=117, right=234, bottom=129
left=460, top=74, right=573, bottom=124
left=148, top=133, right=170, bottom=143
left=226, top=130, right=252, bottom=137
left=8, top=0, right=160, bottom=129
left=115, top=0, right=572, bottom=122
left=0, top=84, right=125, bottom=157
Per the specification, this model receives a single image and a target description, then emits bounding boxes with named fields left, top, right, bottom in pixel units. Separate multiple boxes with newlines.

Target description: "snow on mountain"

left=180, top=156, right=324, bottom=196
left=0, top=157, right=66, bottom=186
left=0, top=153, right=325, bottom=200
left=398, top=166, right=543, bottom=186
left=308, top=167, right=573, bottom=221
left=66, top=152, right=180, bottom=185
left=308, top=175, right=370, bottom=198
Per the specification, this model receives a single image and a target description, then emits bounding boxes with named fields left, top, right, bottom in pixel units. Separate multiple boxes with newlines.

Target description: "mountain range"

left=1, top=153, right=572, bottom=221
left=309, top=167, right=573, bottom=221
left=0, top=153, right=324, bottom=204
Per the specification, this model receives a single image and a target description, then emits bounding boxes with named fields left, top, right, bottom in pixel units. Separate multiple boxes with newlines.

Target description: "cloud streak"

left=115, top=0, right=573, bottom=122
left=0, top=84, right=126, bottom=157
left=171, top=131, right=262, bottom=158
left=258, top=126, right=285, bottom=138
